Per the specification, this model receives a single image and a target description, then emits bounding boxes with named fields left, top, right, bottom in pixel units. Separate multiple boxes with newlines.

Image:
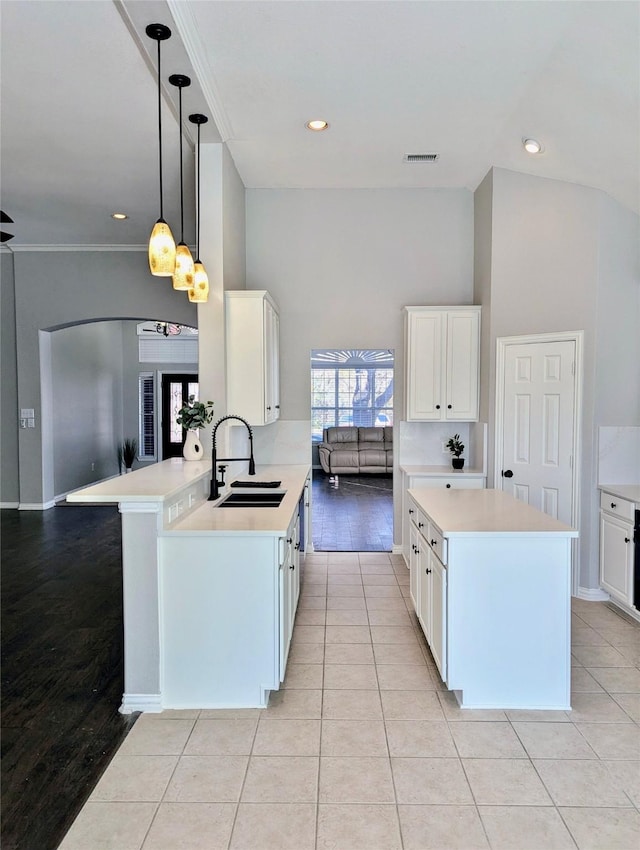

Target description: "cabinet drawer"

left=600, top=492, right=635, bottom=522
left=426, top=476, right=485, bottom=490
left=427, top=526, right=447, bottom=565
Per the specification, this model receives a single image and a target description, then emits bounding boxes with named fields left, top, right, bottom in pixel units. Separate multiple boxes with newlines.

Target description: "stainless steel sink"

left=217, top=491, right=285, bottom=508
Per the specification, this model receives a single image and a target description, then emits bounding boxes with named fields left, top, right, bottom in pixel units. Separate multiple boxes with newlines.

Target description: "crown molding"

left=9, top=244, right=149, bottom=253
left=167, top=0, right=233, bottom=142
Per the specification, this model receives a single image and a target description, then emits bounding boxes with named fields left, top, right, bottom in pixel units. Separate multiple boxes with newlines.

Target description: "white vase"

left=183, top=429, right=204, bottom=461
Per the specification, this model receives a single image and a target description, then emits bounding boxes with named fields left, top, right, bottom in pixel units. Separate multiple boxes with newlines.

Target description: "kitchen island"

left=68, top=460, right=311, bottom=712
left=407, top=488, right=578, bottom=710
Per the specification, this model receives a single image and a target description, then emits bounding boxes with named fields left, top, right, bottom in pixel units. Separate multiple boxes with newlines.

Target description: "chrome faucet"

left=208, top=415, right=256, bottom=500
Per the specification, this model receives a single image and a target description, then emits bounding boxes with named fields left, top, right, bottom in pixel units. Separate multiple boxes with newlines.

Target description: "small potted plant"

left=176, top=395, right=214, bottom=460
left=445, top=433, right=465, bottom=469
left=118, top=438, right=138, bottom=473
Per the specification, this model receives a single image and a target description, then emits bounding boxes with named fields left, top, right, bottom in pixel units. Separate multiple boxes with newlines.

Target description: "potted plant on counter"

left=446, top=433, right=465, bottom=469
left=176, top=395, right=215, bottom=460
left=118, top=438, right=138, bottom=473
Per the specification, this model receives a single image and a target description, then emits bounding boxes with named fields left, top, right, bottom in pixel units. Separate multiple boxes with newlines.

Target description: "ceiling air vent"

left=404, top=153, right=440, bottom=163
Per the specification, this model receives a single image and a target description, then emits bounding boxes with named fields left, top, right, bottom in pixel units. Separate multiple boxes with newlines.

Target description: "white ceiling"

left=1, top=0, right=638, bottom=247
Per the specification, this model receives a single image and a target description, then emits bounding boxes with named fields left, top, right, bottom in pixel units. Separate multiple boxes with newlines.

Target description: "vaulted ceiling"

left=1, top=0, right=638, bottom=247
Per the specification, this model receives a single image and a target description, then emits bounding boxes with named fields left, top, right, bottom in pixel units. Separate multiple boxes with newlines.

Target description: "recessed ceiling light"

left=522, top=138, right=544, bottom=154
left=111, top=212, right=129, bottom=220
left=306, top=119, right=329, bottom=131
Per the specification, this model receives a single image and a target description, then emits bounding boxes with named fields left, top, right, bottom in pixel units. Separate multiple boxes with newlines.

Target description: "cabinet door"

left=406, top=311, right=443, bottom=420
left=445, top=310, right=480, bottom=421
left=278, top=562, right=289, bottom=682
left=409, top=521, right=419, bottom=609
left=600, top=512, right=633, bottom=604
left=429, top=550, right=447, bottom=681
left=288, top=512, right=301, bottom=633
left=264, top=300, right=280, bottom=423
left=417, top=538, right=431, bottom=638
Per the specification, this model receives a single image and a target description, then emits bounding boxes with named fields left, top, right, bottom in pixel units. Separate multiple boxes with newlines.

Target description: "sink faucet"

left=208, top=415, right=256, bottom=500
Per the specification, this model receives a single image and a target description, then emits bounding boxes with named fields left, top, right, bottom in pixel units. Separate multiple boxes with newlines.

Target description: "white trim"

left=495, top=330, right=584, bottom=597
left=9, top=244, right=147, bottom=252
left=391, top=544, right=404, bottom=555
left=0, top=502, right=19, bottom=509
left=119, top=693, right=163, bottom=714
left=18, top=500, right=57, bottom=510
left=577, top=586, right=610, bottom=602
left=118, top=501, right=162, bottom=514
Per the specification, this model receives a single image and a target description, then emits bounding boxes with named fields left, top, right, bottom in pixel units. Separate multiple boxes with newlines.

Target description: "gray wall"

left=9, top=249, right=197, bottom=506
left=50, top=321, right=124, bottom=495
left=473, top=166, right=639, bottom=591
left=246, top=189, right=475, bottom=422
left=1, top=251, right=19, bottom=505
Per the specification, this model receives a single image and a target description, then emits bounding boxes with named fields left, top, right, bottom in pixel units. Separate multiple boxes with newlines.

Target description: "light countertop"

left=66, top=458, right=212, bottom=503
left=165, top=464, right=310, bottom=535
left=401, top=465, right=485, bottom=477
left=408, top=488, right=578, bottom=538
left=599, top=484, right=640, bottom=504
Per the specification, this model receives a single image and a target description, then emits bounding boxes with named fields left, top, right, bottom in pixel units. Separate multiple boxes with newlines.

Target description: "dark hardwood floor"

left=312, top=471, right=393, bottom=551
left=1, top=505, right=137, bottom=850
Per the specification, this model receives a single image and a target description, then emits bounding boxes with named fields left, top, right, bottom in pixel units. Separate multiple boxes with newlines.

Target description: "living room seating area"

left=318, top=426, right=393, bottom=475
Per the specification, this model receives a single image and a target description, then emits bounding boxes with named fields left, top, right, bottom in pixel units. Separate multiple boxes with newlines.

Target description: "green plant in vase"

left=445, top=433, right=465, bottom=469
left=176, top=396, right=214, bottom=460
left=118, top=438, right=138, bottom=473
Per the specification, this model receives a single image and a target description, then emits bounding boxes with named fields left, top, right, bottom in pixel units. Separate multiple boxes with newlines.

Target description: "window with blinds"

left=138, top=373, right=156, bottom=460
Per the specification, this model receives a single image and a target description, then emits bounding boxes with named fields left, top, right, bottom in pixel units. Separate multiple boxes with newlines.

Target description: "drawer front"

left=600, top=492, right=635, bottom=522
left=427, top=525, right=447, bottom=566
left=426, top=476, right=485, bottom=490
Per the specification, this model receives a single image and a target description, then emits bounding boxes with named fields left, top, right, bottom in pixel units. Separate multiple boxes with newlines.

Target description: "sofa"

left=318, top=426, right=393, bottom=474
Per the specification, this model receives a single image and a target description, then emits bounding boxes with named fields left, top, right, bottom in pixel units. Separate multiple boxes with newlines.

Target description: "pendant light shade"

left=169, top=74, right=194, bottom=290
left=188, top=112, right=209, bottom=303
left=146, top=23, right=176, bottom=277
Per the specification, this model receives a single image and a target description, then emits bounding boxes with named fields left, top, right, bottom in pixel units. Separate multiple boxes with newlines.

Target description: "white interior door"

left=500, top=340, right=576, bottom=523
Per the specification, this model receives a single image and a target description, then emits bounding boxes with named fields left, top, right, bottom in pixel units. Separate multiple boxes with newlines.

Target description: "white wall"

left=246, top=188, right=474, bottom=422
left=1, top=251, right=19, bottom=505
left=246, top=188, right=475, bottom=543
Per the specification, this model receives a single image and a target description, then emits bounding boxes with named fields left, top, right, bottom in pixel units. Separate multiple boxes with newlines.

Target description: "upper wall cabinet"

left=404, top=306, right=481, bottom=421
left=226, top=290, right=280, bottom=426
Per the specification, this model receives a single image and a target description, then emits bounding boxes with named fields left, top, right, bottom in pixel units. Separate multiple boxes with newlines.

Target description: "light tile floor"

left=59, top=552, right=640, bottom=850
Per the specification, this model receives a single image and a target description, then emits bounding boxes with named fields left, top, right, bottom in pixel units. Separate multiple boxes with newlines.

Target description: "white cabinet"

left=409, top=500, right=448, bottom=682
left=226, top=291, right=280, bottom=426
left=401, top=469, right=485, bottom=564
left=404, top=306, right=480, bottom=421
left=599, top=489, right=635, bottom=608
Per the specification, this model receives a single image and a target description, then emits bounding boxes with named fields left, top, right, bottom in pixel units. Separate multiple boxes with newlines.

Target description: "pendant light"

left=146, top=23, right=176, bottom=276
left=169, top=74, right=194, bottom=290
left=187, top=113, right=209, bottom=303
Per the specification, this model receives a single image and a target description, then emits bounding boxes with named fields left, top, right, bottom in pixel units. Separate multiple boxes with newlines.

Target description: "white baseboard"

left=119, top=693, right=163, bottom=714
left=0, top=502, right=19, bottom=509
left=18, top=500, right=56, bottom=511
left=606, top=599, right=640, bottom=624
left=391, top=544, right=404, bottom=555
left=577, top=586, right=610, bottom=602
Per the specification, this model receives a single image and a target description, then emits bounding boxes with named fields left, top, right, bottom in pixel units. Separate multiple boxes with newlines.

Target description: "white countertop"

left=66, top=458, right=212, bottom=503
left=408, top=488, right=578, bottom=538
left=401, top=465, right=485, bottom=477
left=599, top=484, right=640, bottom=504
left=165, top=464, right=311, bottom=535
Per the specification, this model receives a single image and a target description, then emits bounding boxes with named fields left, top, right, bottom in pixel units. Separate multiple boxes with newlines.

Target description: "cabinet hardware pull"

left=425, top=568, right=431, bottom=574
left=289, top=564, right=295, bottom=570
left=625, top=537, right=630, bottom=543
left=295, top=543, right=300, bottom=550
left=446, top=484, right=451, bottom=488
left=611, top=502, right=617, bottom=509
left=502, top=469, right=514, bottom=478
left=287, top=537, right=293, bottom=544
left=267, top=406, right=271, bottom=411
left=415, top=548, right=419, bottom=554
left=275, top=405, right=280, bottom=409
left=409, top=509, right=414, bottom=514
left=435, top=404, right=441, bottom=410
left=430, top=539, right=437, bottom=546
left=418, top=521, right=424, bottom=528
left=447, top=404, right=452, bottom=409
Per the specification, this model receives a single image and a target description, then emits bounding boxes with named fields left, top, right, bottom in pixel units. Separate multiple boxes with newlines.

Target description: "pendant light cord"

left=195, top=121, right=200, bottom=259
left=156, top=38, right=164, bottom=220
left=178, top=86, right=185, bottom=242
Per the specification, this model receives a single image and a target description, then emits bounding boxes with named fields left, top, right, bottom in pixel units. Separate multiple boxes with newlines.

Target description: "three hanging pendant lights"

left=146, top=23, right=209, bottom=302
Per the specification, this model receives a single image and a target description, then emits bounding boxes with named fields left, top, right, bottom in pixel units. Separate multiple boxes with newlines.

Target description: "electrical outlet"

left=91, top=462, right=95, bottom=471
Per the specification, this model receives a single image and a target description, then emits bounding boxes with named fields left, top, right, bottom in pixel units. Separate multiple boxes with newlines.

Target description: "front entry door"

left=161, top=374, right=199, bottom=459
left=499, top=340, right=576, bottom=523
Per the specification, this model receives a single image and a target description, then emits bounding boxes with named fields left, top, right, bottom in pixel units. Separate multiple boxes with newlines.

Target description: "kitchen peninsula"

left=407, top=488, right=578, bottom=710
left=68, top=460, right=311, bottom=713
